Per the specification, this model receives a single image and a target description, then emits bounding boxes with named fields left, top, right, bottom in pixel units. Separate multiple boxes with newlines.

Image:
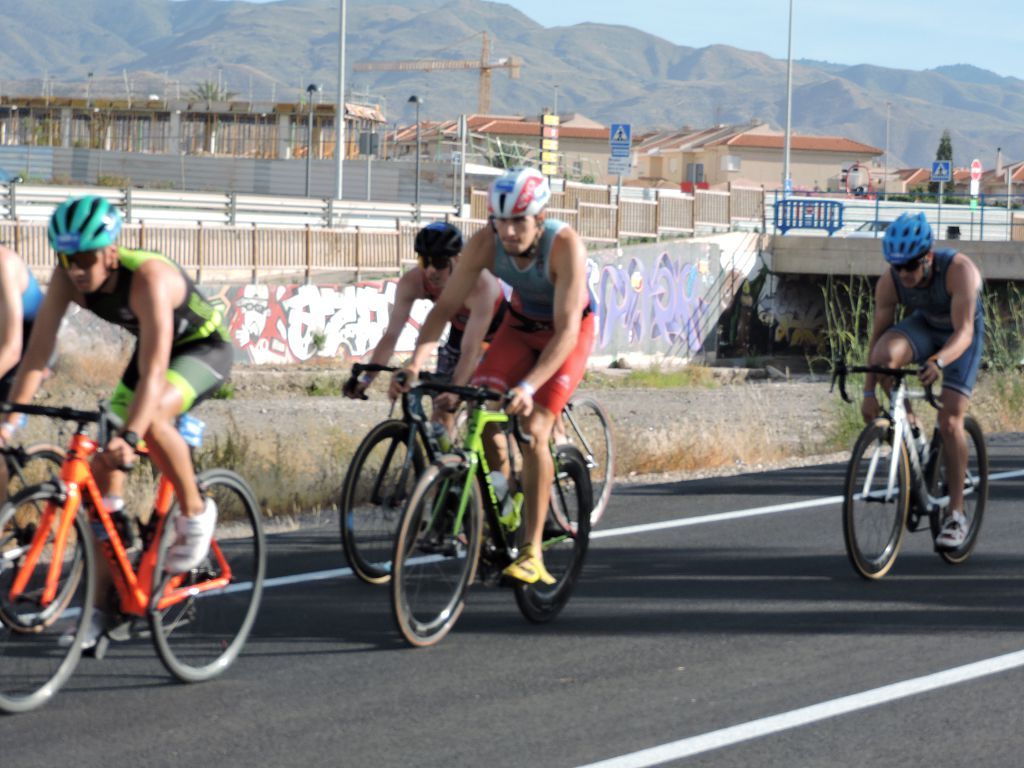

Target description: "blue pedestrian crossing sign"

left=931, top=160, right=952, bottom=183
left=609, top=123, right=632, bottom=157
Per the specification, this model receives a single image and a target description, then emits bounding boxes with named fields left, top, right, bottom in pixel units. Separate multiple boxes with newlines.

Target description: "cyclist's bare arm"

left=517, top=227, right=588, bottom=394
left=405, top=228, right=493, bottom=377
left=121, top=260, right=185, bottom=439
left=933, top=254, right=982, bottom=368
left=864, top=271, right=899, bottom=392
left=4, top=269, right=75, bottom=417
left=0, top=248, right=25, bottom=378
left=450, top=271, right=501, bottom=387
left=356, top=270, right=420, bottom=392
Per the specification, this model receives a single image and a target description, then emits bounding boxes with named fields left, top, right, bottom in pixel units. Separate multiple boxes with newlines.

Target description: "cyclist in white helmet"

left=391, top=167, right=594, bottom=585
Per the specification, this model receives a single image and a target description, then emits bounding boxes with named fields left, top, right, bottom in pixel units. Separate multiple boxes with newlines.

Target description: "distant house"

left=634, top=122, right=883, bottom=193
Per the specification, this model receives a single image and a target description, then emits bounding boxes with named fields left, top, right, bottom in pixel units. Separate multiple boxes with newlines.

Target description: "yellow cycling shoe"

left=502, top=551, right=556, bottom=585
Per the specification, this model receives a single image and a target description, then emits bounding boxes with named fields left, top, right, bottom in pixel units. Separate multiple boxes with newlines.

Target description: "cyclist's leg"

left=869, top=313, right=928, bottom=424
left=111, top=338, right=232, bottom=571
left=506, top=314, right=594, bottom=583
left=470, top=316, right=535, bottom=479
left=935, top=319, right=983, bottom=521
left=430, top=336, right=460, bottom=435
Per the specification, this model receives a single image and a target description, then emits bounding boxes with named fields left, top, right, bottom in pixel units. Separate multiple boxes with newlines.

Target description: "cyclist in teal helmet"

left=863, top=211, right=984, bottom=549
left=2, top=194, right=233, bottom=648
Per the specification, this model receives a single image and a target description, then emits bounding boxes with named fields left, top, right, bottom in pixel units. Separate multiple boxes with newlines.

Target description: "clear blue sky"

left=508, top=0, right=1024, bottom=80
left=235, top=0, right=1024, bottom=81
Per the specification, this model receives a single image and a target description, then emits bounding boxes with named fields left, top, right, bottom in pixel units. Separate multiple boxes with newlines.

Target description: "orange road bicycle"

left=0, top=402, right=266, bottom=714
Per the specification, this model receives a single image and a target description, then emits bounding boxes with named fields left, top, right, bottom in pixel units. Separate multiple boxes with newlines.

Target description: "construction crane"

left=352, top=31, right=521, bottom=114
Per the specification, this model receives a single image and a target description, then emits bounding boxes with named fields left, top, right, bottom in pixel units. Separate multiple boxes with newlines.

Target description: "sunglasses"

left=418, top=254, right=452, bottom=270
left=893, top=250, right=929, bottom=273
left=57, top=251, right=101, bottom=271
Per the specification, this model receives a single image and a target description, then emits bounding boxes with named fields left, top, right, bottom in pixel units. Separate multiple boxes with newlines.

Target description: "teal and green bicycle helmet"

left=48, top=195, right=123, bottom=255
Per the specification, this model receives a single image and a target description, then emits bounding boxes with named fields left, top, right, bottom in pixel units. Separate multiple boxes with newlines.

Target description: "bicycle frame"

left=4, top=411, right=233, bottom=620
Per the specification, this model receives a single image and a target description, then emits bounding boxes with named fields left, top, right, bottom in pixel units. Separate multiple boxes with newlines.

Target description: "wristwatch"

left=121, top=430, right=141, bottom=450
left=933, top=356, right=945, bottom=370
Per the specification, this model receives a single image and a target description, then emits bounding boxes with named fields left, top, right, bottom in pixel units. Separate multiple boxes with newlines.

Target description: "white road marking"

left=576, top=648, right=1024, bottom=767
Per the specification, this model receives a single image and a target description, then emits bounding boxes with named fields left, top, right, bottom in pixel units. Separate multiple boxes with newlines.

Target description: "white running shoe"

left=935, top=509, right=967, bottom=549
left=163, top=497, right=218, bottom=573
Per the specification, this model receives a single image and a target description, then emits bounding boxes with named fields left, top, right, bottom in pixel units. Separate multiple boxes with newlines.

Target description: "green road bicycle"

left=833, top=361, right=988, bottom=579
left=389, top=378, right=592, bottom=647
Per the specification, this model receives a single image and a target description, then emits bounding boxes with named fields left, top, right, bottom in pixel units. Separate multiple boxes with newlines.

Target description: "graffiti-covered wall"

left=206, top=282, right=435, bottom=364
left=202, top=235, right=763, bottom=365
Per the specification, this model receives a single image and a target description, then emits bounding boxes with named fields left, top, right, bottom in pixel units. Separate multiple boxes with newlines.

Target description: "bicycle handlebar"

left=413, top=373, right=534, bottom=446
left=830, top=360, right=940, bottom=409
left=0, top=400, right=130, bottom=467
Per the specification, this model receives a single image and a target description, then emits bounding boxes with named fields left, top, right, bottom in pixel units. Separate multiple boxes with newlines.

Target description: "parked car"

left=844, top=220, right=890, bottom=238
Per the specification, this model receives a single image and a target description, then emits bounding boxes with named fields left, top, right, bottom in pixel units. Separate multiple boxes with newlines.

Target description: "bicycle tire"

left=562, top=395, right=614, bottom=525
left=927, top=416, right=988, bottom=565
left=515, top=445, right=592, bottom=623
left=6, top=444, right=65, bottom=498
left=340, top=419, right=425, bottom=585
left=0, top=483, right=94, bottom=714
left=390, top=454, right=482, bottom=647
left=842, top=419, right=910, bottom=580
left=149, top=469, right=266, bottom=683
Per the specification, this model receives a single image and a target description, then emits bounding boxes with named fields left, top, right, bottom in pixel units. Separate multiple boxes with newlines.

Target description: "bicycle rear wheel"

left=842, top=419, right=910, bottom=580
left=927, top=416, right=988, bottom=565
left=390, top=455, right=482, bottom=647
left=150, top=469, right=265, bottom=683
left=0, top=484, right=93, bottom=713
left=340, top=420, right=424, bottom=585
left=561, top=395, right=614, bottom=525
left=515, top=445, right=592, bottom=623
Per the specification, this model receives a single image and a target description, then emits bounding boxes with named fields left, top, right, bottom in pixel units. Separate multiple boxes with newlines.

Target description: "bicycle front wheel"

left=928, top=416, right=988, bottom=565
left=562, top=395, right=614, bottom=525
left=390, top=455, right=482, bottom=647
left=842, top=419, right=911, bottom=580
left=340, top=420, right=425, bottom=585
left=0, top=484, right=94, bottom=714
left=6, top=444, right=65, bottom=498
left=515, top=445, right=592, bottom=623
left=150, top=469, right=266, bottom=683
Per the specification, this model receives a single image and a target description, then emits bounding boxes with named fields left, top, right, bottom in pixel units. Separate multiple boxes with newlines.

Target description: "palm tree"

left=187, top=81, right=237, bottom=102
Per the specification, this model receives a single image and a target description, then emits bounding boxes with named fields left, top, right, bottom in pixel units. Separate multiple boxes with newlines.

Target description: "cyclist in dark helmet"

left=344, top=221, right=504, bottom=428
left=862, top=211, right=983, bottom=549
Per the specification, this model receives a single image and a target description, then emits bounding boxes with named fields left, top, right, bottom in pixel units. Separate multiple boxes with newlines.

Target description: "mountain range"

left=2, top=0, right=1022, bottom=170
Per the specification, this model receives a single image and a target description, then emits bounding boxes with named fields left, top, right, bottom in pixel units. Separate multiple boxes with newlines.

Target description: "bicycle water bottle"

left=911, top=425, right=928, bottom=459
left=177, top=413, right=206, bottom=448
left=425, top=421, right=452, bottom=452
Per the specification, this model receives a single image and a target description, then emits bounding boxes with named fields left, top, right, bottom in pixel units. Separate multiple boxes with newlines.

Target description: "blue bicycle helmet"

left=48, top=195, right=123, bottom=256
left=882, top=212, right=933, bottom=264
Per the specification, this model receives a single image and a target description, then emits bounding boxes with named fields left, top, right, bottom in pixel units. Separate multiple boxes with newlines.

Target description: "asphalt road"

left=5, top=435, right=1024, bottom=767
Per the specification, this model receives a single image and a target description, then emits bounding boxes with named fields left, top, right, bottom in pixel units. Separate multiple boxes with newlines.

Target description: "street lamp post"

left=408, top=94, right=423, bottom=221
left=305, top=83, right=320, bottom=197
left=335, top=0, right=347, bottom=201
left=782, top=0, right=794, bottom=195
left=883, top=101, right=891, bottom=201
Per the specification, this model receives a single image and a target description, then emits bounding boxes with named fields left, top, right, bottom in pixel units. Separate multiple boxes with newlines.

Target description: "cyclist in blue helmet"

left=863, top=211, right=984, bottom=549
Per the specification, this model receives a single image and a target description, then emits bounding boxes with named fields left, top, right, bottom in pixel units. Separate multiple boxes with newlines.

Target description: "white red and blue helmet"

left=488, top=167, right=551, bottom=219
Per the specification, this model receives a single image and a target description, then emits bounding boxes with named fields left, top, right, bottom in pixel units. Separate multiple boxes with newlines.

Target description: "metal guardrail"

left=0, top=182, right=768, bottom=284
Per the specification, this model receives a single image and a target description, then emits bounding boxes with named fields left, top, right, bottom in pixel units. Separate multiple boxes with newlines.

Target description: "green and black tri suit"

left=82, top=247, right=232, bottom=419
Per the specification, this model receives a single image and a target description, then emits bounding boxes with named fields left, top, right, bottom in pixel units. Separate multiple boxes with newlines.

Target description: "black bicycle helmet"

left=414, top=221, right=463, bottom=260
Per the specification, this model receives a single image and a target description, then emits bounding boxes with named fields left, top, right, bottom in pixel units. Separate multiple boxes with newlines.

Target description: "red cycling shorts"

left=471, top=311, right=595, bottom=415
